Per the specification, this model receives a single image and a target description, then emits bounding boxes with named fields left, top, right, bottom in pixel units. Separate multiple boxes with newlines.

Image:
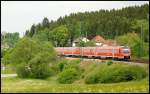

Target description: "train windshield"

left=123, top=49, right=129, bottom=53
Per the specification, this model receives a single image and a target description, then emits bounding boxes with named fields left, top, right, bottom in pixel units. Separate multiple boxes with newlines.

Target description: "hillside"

left=25, top=4, right=149, bottom=43
left=23, top=4, right=149, bottom=59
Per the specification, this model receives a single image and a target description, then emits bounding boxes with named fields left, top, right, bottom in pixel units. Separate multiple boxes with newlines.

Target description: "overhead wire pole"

left=113, top=31, right=116, bottom=60
left=147, top=14, right=149, bottom=42
left=140, top=24, right=143, bottom=59
left=115, top=30, right=117, bottom=46
left=113, top=30, right=118, bottom=60
left=80, top=21, right=82, bottom=60
left=86, top=31, right=87, bottom=42
left=140, top=13, right=149, bottom=59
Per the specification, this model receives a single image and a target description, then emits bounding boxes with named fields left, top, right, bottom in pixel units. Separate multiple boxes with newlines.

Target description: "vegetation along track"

left=64, top=56, right=149, bottom=65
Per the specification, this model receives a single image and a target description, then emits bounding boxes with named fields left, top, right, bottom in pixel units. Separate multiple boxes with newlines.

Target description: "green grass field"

left=1, top=76, right=149, bottom=93
left=1, top=61, right=149, bottom=93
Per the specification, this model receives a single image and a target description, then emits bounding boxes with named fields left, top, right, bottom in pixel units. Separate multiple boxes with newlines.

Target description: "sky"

left=1, top=1, right=149, bottom=37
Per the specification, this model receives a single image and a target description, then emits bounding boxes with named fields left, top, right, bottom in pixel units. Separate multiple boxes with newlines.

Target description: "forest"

left=24, top=4, right=149, bottom=59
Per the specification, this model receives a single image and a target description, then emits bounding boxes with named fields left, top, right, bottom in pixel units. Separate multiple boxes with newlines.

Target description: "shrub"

left=29, top=55, right=54, bottom=79
left=84, top=71, right=99, bottom=84
left=85, top=40, right=96, bottom=47
left=81, top=63, right=97, bottom=79
left=57, top=59, right=68, bottom=72
left=16, top=54, right=54, bottom=79
left=1, top=48, right=14, bottom=65
left=1, top=49, right=6, bottom=58
left=64, top=59, right=81, bottom=70
left=107, top=60, right=113, bottom=66
left=84, top=64, right=107, bottom=84
left=2, top=37, right=57, bottom=79
left=85, top=64, right=148, bottom=84
left=16, top=63, right=31, bottom=78
left=57, top=59, right=82, bottom=72
left=57, top=68, right=79, bottom=84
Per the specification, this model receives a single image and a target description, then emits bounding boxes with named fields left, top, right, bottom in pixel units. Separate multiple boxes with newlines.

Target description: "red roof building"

left=92, top=35, right=105, bottom=43
left=92, top=35, right=118, bottom=46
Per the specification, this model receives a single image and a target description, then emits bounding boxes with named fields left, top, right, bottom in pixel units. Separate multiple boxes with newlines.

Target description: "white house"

left=72, top=37, right=89, bottom=47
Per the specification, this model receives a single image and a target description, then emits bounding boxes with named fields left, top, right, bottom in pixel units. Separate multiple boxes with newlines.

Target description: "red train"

left=55, top=46, right=131, bottom=60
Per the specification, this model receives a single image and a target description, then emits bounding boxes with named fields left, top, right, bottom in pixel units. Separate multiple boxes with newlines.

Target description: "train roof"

left=55, top=46, right=130, bottom=49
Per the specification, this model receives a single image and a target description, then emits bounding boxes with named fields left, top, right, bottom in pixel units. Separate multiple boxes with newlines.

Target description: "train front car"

left=119, top=46, right=131, bottom=60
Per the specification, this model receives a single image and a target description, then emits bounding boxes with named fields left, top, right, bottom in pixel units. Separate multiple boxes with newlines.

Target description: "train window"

left=99, top=49, right=105, bottom=52
left=99, top=49, right=110, bottom=53
left=112, top=49, right=118, bottom=53
left=112, top=49, right=115, bottom=53
left=123, top=49, right=129, bottom=53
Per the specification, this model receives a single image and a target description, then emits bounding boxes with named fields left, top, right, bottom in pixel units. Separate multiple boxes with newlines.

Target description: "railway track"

left=129, top=59, right=149, bottom=64
left=63, top=56, right=149, bottom=65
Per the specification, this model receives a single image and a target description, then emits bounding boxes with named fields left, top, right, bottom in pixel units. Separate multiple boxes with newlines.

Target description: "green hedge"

left=57, top=59, right=82, bottom=71
left=85, top=64, right=148, bottom=84
left=57, top=68, right=79, bottom=84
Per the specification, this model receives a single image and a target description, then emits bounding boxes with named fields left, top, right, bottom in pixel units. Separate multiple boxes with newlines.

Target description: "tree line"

left=1, top=32, right=20, bottom=48
left=25, top=4, right=149, bottom=47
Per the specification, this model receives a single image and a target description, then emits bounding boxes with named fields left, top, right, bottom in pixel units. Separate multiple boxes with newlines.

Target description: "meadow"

left=1, top=76, right=149, bottom=93
left=1, top=60, right=149, bottom=93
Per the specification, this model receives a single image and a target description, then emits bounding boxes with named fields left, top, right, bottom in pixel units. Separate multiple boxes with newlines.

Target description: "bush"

left=1, top=49, right=6, bottom=58
left=64, top=59, right=81, bottom=70
left=16, top=63, right=31, bottom=78
left=16, top=55, right=54, bottom=79
left=85, top=64, right=148, bottom=84
left=1, top=48, right=14, bottom=65
left=85, top=40, right=96, bottom=47
left=57, top=59, right=82, bottom=71
left=84, top=71, right=99, bottom=84
left=29, top=55, right=54, bottom=79
left=57, top=59, right=68, bottom=72
left=84, top=63, right=106, bottom=84
left=107, top=60, right=113, bottom=66
left=2, top=37, right=57, bottom=79
left=81, top=63, right=97, bottom=79
left=57, top=68, right=79, bottom=84
left=56, top=59, right=84, bottom=84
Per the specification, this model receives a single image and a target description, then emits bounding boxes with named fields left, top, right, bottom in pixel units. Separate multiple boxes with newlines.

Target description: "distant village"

left=72, top=35, right=117, bottom=47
